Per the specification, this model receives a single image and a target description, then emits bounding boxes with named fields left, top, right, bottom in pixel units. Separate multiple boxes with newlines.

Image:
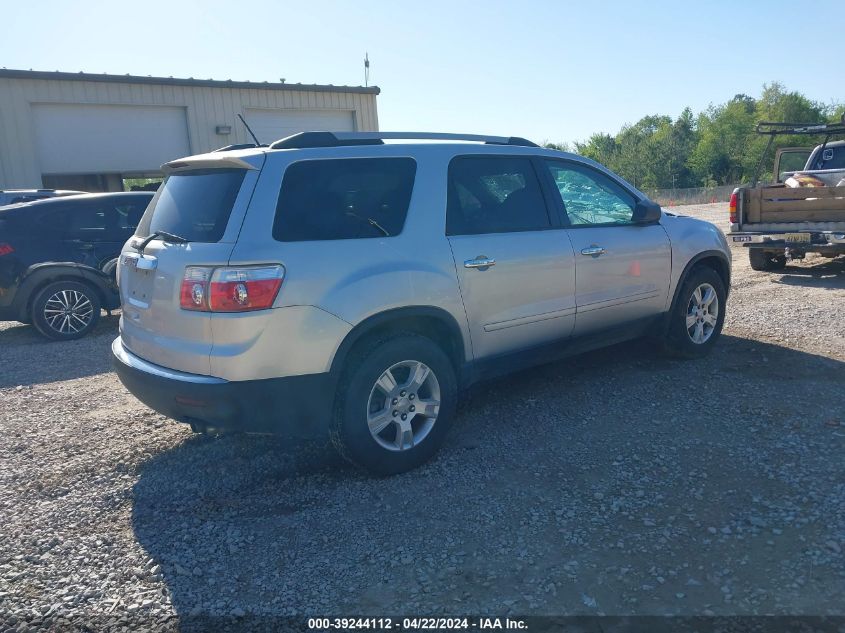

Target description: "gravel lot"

left=1, top=203, right=844, bottom=629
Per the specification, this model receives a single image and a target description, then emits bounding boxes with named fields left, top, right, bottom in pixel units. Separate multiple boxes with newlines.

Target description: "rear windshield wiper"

left=135, top=230, right=189, bottom=253
left=366, top=217, right=390, bottom=237
left=343, top=209, right=390, bottom=237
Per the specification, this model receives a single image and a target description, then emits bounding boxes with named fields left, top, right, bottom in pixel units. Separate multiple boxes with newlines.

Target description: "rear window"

left=272, top=158, right=416, bottom=242
left=820, top=147, right=845, bottom=170
left=137, top=169, right=246, bottom=242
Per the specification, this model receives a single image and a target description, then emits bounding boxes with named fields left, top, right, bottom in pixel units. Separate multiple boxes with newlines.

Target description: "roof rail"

left=268, top=131, right=539, bottom=150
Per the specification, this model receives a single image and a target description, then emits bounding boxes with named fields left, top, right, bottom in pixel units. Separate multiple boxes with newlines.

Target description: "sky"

left=2, top=0, right=843, bottom=145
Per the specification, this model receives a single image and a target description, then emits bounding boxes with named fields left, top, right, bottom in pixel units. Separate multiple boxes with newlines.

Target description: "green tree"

left=558, top=83, right=841, bottom=188
left=744, top=82, right=827, bottom=181
left=574, top=133, right=618, bottom=168
left=668, top=107, right=699, bottom=188
left=689, top=95, right=757, bottom=185
left=543, top=141, right=573, bottom=152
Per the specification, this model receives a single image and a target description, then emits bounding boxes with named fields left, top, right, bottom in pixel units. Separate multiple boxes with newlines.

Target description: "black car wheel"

left=31, top=280, right=101, bottom=341
left=749, top=249, right=787, bottom=271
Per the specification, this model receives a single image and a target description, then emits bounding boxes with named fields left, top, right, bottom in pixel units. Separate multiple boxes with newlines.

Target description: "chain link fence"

left=642, top=184, right=737, bottom=207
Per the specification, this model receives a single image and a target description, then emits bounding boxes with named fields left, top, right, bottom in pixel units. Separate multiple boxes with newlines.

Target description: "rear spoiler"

left=161, top=152, right=264, bottom=174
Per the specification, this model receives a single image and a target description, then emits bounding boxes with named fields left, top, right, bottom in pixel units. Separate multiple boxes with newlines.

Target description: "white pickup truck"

left=729, top=119, right=845, bottom=271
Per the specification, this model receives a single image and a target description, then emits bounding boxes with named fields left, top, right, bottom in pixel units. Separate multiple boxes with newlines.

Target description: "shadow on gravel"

left=0, top=314, right=119, bottom=388
left=131, top=334, right=845, bottom=618
left=769, top=257, right=845, bottom=290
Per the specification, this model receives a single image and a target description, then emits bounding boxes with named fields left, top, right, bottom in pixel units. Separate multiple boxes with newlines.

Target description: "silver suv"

left=113, top=132, right=731, bottom=474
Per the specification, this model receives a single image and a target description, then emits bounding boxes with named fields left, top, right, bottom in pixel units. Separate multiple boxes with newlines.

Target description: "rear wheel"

left=31, top=280, right=101, bottom=341
left=331, top=333, right=457, bottom=475
left=749, top=249, right=786, bottom=271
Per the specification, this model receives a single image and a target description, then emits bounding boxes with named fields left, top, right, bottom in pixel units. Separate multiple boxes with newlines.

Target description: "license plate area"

left=123, top=253, right=157, bottom=270
left=783, top=233, right=811, bottom=243
left=126, top=269, right=154, bottom=308
left=122, top=254, right=156, bottom=309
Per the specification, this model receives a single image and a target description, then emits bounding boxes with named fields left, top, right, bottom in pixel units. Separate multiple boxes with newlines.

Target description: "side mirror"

left=633, top=199, right=662, bottom=224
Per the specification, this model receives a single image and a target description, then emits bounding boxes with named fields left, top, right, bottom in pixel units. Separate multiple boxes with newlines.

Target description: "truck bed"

left=744, top=184, right=845, bottom=224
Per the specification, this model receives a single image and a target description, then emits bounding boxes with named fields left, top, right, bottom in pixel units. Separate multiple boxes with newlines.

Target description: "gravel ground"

left=1, top=202, right=844, bottom=630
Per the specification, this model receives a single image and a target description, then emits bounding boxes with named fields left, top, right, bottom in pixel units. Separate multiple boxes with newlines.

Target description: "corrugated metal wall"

left=0, top=76, right=379, bottom=188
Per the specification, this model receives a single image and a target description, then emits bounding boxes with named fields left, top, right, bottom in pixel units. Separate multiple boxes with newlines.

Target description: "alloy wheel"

left=686, top=283, right=719, bottom=344
left=366, top=360, right=441, bottom=451
left=42, top=289, right=94, bottom=335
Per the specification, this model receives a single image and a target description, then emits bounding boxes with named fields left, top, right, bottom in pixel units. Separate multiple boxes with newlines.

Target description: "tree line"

left=545, top=83, right=844, bottom=191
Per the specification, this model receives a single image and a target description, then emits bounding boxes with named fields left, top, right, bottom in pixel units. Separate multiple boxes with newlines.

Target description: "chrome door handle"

left=464, top=256, right=496, bottom=269
left=580, top=246, right=606, bottom=257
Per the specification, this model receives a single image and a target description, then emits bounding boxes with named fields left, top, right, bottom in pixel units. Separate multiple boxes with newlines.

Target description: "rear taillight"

left=729, top=192, right=738, bottom=224
left=0, top=243, right=14, bottom=256
left=180, top=267, right=212, bottom=311
left=210, top=266, right=284, bottom=311
left=180, top=265, right=284, bottom=312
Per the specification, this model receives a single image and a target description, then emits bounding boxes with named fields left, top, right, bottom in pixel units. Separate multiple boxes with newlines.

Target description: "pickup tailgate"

left=739, top=184, right=845, bottom=226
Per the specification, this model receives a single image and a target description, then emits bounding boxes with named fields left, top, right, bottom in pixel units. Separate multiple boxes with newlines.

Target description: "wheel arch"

left=663, top=250, right=731, bottom=333
left=329, top=306, right=468, bottom=382
left=17, top=263, right=116, bottom=321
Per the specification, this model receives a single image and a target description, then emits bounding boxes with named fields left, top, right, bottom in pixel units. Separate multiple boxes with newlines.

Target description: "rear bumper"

left=112, top=337, right=334, bottom=438
left=730, top=231, right=845, bottom=246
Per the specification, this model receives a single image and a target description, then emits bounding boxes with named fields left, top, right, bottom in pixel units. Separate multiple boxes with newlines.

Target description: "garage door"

left=32, top=104, right=191, bottom=174
left=244, top=109, right=355, bottom=144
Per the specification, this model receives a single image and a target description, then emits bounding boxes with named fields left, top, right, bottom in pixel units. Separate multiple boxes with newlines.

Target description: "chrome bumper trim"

left=111, top=337, right=227, bottom=385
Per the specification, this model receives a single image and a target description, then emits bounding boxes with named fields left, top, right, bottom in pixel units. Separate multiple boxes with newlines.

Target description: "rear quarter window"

left=137, top=169, right=246, bottom=242
left=824, top=147, right=845, bottom=170
left=273, top=158, right=417, bottom=242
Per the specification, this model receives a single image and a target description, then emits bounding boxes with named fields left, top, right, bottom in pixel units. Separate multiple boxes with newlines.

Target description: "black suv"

left=0, top=189, right=87, bottom=207
left=0, top=192, right=153, bottom=340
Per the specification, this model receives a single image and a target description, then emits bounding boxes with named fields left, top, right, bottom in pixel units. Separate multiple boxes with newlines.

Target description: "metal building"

left=0, top=69, right=380, bottom=191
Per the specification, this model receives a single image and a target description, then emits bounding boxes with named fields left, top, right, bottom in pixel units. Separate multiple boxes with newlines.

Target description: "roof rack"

left=756, top=118, right=845, bottom=136
left=268, top=131, right=539, bottom=150
left=750, top=116, right=845, bottom=186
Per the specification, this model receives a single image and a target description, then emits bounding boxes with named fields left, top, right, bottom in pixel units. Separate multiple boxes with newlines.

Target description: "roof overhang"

left=0, top=68, right=380, bottom=95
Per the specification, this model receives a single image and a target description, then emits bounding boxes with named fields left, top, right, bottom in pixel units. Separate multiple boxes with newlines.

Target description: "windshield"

left=136, top=168, right=246, bottom=242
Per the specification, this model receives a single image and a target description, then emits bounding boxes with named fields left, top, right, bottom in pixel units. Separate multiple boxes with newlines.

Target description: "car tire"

left=749, top=249, right=786, bottom=271
left=331, top=333, right=457, bottom=475
left=662, top=266, right=726, bottom=359
left=31, top=280, right=101, bottom=341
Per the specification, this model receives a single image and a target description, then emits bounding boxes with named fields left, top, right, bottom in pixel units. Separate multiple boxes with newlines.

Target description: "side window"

left=777, top=150, right=812, bottom=182
left=38, top=202, right=114, bottom=241
left=545, top=161, right=637, bottom=226
left=447, top=156, right=550, bottom=235
left=273, top=158, right=416, bottom=241
left=114, top=199, right=149, bottom=235
left=69, top=204, right=113, bottom=240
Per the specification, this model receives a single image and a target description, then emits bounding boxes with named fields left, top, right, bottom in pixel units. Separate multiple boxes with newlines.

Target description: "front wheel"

left=331, top=333, right=457, bottom=475
left=662, top=267, right=726, bottom=359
